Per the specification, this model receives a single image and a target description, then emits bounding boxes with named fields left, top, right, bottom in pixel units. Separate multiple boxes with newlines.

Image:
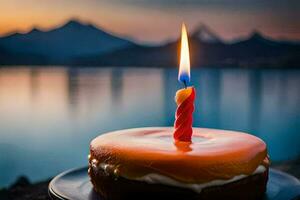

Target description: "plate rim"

left=49, top=167, right=300, bottom=200
left=49, top=167, right=85, bottom=200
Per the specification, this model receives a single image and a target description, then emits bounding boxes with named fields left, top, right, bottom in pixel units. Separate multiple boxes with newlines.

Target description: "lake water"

left=0, top=66, right=299, bottom=187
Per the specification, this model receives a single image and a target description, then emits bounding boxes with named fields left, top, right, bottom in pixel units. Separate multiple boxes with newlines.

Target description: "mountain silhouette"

left=191, top=24, right=223, bottom=43
left=0, top=19, right=135, bottom=63
left=0, top=20, right=299, bottom=68
left=75, top=30, right=300, bottom=68
left=0, top=44, right=47, bottom=65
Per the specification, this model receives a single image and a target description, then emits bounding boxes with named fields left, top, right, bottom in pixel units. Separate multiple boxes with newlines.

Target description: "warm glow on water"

left=0, top=66, right=300, bottom=187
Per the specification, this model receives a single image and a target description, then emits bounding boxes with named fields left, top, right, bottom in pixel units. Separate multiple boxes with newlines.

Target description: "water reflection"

left=0, top=67, right=299, bottom=187
left=110, top=68, right=123, bottom=106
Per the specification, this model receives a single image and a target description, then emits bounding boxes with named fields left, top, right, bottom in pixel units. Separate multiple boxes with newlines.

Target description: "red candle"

left=173, top=23, right=195, bottom=142
left=174, top=87, right=195, bottom=142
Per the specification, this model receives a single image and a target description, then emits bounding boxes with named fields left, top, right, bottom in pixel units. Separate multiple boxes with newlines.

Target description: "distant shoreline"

left=0, top=65, right=299, bottom=69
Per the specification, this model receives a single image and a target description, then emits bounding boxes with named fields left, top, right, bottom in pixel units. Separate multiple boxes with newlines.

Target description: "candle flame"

left=178, top=23, right=191, bottom=84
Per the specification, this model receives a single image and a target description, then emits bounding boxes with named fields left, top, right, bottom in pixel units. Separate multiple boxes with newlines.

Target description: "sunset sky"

left=0, top=0, right=299, bottom=43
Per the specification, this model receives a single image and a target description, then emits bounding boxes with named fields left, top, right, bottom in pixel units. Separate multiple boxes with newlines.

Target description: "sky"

left=0, top=0, right=299, bottom=43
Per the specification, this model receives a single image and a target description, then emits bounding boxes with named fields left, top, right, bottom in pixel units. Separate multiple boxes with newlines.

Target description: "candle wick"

left=183, top=80, right=187, bottom=89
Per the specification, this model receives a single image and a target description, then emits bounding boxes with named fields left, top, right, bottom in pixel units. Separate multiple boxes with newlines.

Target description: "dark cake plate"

left=49, top=167, right=300, bottom=200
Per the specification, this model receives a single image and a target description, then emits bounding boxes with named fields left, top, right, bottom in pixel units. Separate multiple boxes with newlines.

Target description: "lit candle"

left=174, top=23, right=196, bottom=142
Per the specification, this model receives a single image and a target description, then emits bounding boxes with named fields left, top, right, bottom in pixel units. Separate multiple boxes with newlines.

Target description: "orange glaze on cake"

left=90, top=127, right=269, bottom=184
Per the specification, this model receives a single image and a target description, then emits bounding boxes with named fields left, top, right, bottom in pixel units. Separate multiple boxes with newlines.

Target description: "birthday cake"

left=88, top=24, right=269, bottom=200
left=88, top=127, right=269, bottom=200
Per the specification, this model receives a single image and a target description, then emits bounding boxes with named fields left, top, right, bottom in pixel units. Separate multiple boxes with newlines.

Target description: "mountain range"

left=0, top=20, right=135, bottom=65
left=0, top=20, right=299, bottom=68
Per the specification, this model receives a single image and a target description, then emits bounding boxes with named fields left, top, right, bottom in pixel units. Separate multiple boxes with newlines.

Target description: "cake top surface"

left=90, top=127, right=268, bottom=183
